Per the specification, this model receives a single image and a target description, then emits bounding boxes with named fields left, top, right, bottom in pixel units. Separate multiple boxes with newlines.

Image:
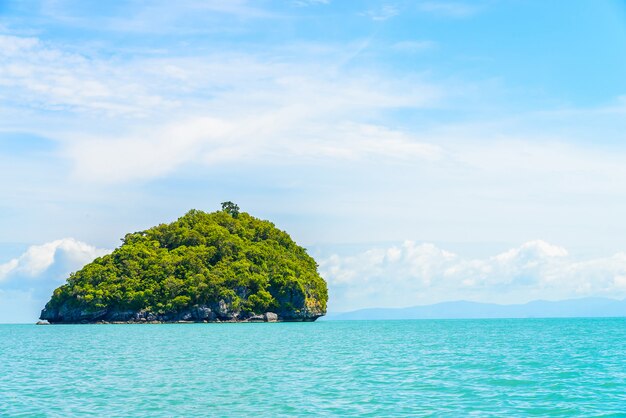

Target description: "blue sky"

left=2, top=0, right=626, bottom=322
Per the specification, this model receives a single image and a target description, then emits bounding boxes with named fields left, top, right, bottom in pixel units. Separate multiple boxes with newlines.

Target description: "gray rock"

left=264, top=312, right=278, bottom=322
left=38, top=294, right=323, bottom=324
left=108, top=310, right=134, bottom=322
left=217, top=299, right=229, bottom=316
left=216, top=299, right=239, bottom=320
left=194, top=306, right=214, bottom=320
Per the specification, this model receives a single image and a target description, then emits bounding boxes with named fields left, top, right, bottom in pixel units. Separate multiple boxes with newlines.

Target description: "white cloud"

left=66, top=117, right=233, bottom=182
left=0, top=35, right=40, bottom=53
left=38, top=0, right=276, bottom=33
left=0, top=33, right=444, bottom=182
left=0, top=259, right=18, bottom=278
left=360, top=4, right=399, bottom=21
left=320, top=240, right=626, bottom=311
left=0, top=34, right=177, bottom=116
left=65, top=118, right=441, bottom=182
left=0, top=238, right=111, bottom=282
left=3, top=14, right=626, bottom=273
left=66, top=114, right=442, bottom=182
left=0, top=239, right=110, bottom=323
left=417, top=1, right=479, bottom=18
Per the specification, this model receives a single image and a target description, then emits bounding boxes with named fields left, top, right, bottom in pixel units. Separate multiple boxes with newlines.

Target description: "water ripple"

left=1, top=318, right=626, bottom=416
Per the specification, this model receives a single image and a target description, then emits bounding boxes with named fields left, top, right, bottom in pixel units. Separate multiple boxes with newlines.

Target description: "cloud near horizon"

left=0, top=238, right=111, bottom=283
left=320, top=240, right=626, bottom=312
left=3, top=237, right=626, bottom=321
left=0, top=238, right=111, bottom=323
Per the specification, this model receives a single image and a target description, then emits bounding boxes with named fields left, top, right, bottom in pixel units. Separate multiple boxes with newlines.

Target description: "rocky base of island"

left=40, top=302, right=323, bottom=324
left=96, top=311, right=282, bottom=324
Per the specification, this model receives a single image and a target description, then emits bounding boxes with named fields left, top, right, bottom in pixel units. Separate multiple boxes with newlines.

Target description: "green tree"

left=221, top=201, right=240, bottom=218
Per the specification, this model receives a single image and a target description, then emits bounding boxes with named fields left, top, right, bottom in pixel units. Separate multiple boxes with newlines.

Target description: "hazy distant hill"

left=323, top=297, right=626, bottom=320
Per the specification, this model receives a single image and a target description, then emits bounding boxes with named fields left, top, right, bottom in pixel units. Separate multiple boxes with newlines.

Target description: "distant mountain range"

left=322, top=297, right=626, bottom=320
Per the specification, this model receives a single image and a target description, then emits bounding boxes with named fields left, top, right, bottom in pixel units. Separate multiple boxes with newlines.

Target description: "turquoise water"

left=1, top=319, right=626, bottom=417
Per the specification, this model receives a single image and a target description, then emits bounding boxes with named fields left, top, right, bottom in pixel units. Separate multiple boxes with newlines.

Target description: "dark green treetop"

left=221, top=201, right=240, bottom=218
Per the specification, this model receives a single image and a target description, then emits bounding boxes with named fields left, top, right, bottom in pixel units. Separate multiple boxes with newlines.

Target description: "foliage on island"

left=41, top=203, right=328, bottom=323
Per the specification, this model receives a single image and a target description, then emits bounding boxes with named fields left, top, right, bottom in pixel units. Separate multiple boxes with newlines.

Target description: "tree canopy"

left=41, top=207, right=327, bottom=322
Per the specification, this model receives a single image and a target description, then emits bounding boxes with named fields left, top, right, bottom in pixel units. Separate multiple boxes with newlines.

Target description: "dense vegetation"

left=41, top=203, right=327, bottom=323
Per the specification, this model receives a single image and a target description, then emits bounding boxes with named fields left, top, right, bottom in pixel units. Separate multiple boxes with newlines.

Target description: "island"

left=40, top=203, right=328, bottom=324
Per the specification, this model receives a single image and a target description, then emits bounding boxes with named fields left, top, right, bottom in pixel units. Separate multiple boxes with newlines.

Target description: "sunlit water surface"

left=2, top=318, right=625, bottom=416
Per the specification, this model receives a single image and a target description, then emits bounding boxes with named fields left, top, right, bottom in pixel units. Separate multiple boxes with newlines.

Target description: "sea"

left=1, top=318, right=625, bottom=416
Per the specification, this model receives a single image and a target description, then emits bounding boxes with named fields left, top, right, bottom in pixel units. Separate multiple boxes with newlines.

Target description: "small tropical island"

left=40, top=203, right=328, bottom=324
